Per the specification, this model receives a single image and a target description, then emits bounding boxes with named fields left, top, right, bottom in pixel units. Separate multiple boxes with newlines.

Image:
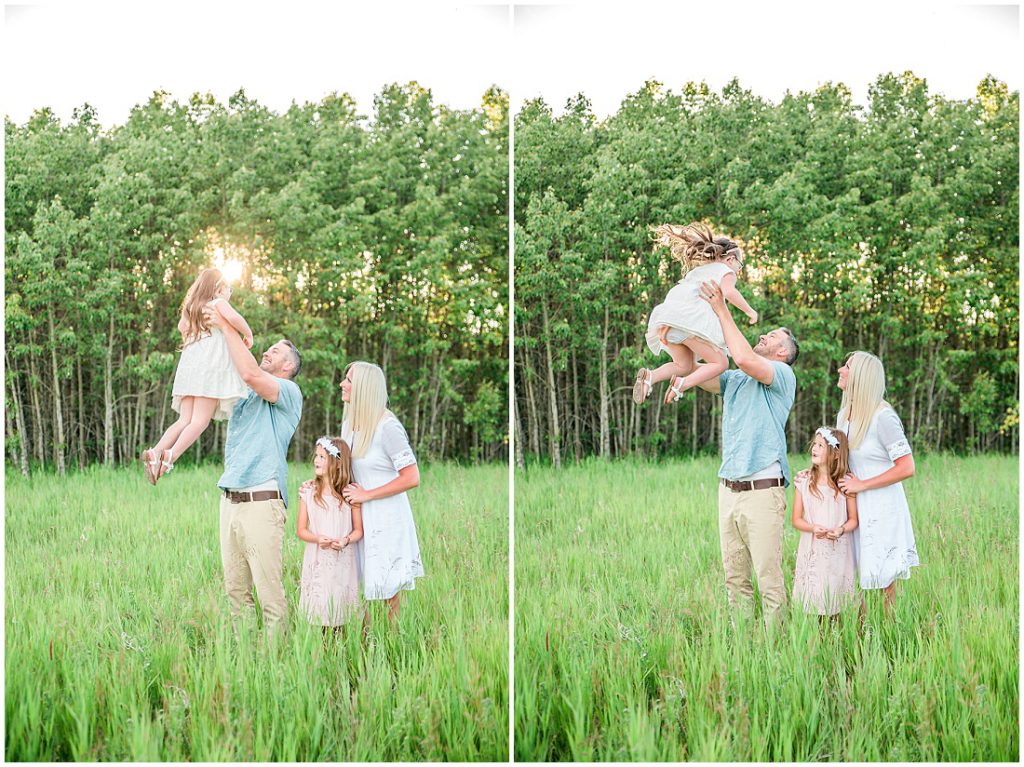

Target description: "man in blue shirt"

left=696, top=279, right=798, bottom=626
left=205, top=307, right=303, bottom=636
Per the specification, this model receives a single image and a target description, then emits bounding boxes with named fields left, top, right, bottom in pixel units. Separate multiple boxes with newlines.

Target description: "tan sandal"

left=141, top=449, right=160, bottom=486
left=157, top=449, right=175, bottom=480
left=632, top=368, right=653, bottom=404
left=665, top=376, right=686, bottom=404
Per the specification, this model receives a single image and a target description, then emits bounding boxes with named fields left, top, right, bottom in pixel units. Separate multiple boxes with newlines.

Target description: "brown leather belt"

left=721, top=477, right=785, bottom=493
left=224, top=490, right=282, bottom=504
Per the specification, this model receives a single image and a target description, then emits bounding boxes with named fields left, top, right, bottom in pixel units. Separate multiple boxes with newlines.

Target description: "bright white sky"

left=2, top=1, right=1020, bottom=126
left=2, top=1, right=512, bottom=127
left=512, top=1, right=1021, bottom=117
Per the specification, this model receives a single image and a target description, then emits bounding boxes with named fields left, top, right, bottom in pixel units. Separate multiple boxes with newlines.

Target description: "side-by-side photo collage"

left=3, top=2, right=1019, bottom=763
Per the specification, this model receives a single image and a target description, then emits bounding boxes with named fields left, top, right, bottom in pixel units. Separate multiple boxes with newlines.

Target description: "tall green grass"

left=5, top=462, right=508, bottom=761
left=514, top=454, right=1018, bottom=761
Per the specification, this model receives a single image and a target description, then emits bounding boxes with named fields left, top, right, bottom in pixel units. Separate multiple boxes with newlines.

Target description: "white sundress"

left=171, top=298, right=247, bottom=421
left=645, top=261, right=734, bottom=358
left=343, top=414, right=424, bottom=601
left=838, top=406, right=920, bottom=590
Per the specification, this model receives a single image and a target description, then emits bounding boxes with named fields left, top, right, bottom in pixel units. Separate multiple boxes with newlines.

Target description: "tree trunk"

left=513, top=392, right=526, bottom=469
left=5, top=353, right=30, bottom=476
left=104, top=315, right=115, bottom=465
left=47, top=309, right=66, bottom=476
left=76, top=355, right=86, bottom=469
left=598, top=308, right=610, bottom=459
left=28, top=344, right=45, bottom=466
left=542, top=301, right=561, bottom=468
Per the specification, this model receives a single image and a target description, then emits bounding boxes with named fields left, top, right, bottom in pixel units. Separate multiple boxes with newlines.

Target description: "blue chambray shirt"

left=218, top=378, right=303, bottom=506
left=718, top=361, right=797, bottom=486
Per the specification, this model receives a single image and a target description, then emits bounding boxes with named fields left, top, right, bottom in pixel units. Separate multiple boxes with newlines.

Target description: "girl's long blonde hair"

left=342, top=361, right=389, bottom=459
left=651, top=222, right=742, bottom=272
left=837, top=351, right=890, bottom=450
left=314, top=437, right=353, bottom=508
left=180, top=268, right=226, bottom=344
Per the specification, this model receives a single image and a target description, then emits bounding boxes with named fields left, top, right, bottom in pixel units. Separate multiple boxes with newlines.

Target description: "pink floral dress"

left=792, top=470, right=856, bottom=615
left=298, top=480, right=359, bottom=626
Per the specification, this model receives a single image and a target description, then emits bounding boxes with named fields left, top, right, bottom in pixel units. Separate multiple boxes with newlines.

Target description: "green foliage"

left=5, top=462, right=508, bottom=760
left=514, top=74, right=1019, bottom=462
left=514, top=455, right=1018, bottom=760
left=6, top=83, right=509, bottom=472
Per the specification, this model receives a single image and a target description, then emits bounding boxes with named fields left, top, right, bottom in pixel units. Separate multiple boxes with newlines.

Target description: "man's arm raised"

left=203, top=307, right=281, bottom=403
left=699, top=281, right=774, bottom=386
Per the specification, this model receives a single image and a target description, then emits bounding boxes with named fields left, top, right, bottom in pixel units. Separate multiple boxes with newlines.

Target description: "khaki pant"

left=718, top=483, right=787, bottom=625
left=219, top=495, right=288, bottom=634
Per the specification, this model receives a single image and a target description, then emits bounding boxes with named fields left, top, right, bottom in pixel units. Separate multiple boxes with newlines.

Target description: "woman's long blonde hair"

left=180, top=268, right=226, bottom=344
left=838, top=351, right=890, bottom=450
left=342, top=361, right=389, bottom=459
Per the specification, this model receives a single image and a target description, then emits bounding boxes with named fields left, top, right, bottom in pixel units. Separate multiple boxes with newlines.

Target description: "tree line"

left=6, top=83, right=509, bottom=475
left=514, top=73, right=1018, bottom=467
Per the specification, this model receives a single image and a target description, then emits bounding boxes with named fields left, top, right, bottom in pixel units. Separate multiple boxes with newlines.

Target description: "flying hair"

left=651, top=222, right=743, bottom=272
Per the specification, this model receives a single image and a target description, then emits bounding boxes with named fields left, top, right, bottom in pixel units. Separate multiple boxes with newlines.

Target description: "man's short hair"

left=779, top=327, right=799, bottom=365
left=281, top=339, right=301, bottom=379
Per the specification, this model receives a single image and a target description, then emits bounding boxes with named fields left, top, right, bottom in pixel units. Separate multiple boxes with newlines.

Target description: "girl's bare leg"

left=152, top=397, right=194, bottom=454
left=648, top=337, right=695, bottom=385
left=882, top=581, right=897, bottom=617
left=167, top=396, right=219, bottom=462
left=387, top=592, right=402, bottom=622
left=669, top=337, right=728, bottom=394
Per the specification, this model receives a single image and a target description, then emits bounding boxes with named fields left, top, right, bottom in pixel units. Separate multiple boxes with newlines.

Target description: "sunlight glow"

left=211, top=247, right=245, bottom=284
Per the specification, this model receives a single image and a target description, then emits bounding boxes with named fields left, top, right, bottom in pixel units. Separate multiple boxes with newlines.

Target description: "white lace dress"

left=838, top=406, right=920, bottom=590
left=171, top=298, right=247, bottom=420
left=343, top=414, right=424, bottom=600
left=298, top=481, right=360, bottom=626
left=645, top=261, right=734, bottom=358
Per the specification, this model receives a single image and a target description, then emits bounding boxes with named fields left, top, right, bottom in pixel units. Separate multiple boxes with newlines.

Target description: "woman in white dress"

left=339, top=361, right=424, bottom=622
left=835, top=351, right=919, bottom=616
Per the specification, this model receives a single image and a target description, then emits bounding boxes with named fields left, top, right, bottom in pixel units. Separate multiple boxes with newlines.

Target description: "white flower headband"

left=316, top=436, right=342, bottom=459
left=816, top=427, right=840, bottom=449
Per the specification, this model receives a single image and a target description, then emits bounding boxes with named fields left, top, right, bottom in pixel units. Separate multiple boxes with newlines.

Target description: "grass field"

left=514, top=454, right=1018, bottom=761
left=5, top=461, right=508, bottom=761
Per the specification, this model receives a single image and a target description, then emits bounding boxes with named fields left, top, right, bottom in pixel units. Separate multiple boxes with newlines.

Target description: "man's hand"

left=202, top=305, right=228, bottom=330
left=746, top=309, right=758, bottom=325
left=699, top=281, right=728, bottom=316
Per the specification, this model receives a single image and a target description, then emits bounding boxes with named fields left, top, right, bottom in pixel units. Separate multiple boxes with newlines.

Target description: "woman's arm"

left=343, top=464, right=419, bottom=504
left=719, top=272, right=757, bottom=324
left=214, top=300, right=254, bottom=348
left=839, top=454, right=915, bottom=495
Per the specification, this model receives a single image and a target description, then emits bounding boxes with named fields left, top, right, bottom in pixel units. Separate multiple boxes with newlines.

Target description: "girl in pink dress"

left=791, top=427, right=859, bottom=617
left=296, top=436, right=364, bottom=632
